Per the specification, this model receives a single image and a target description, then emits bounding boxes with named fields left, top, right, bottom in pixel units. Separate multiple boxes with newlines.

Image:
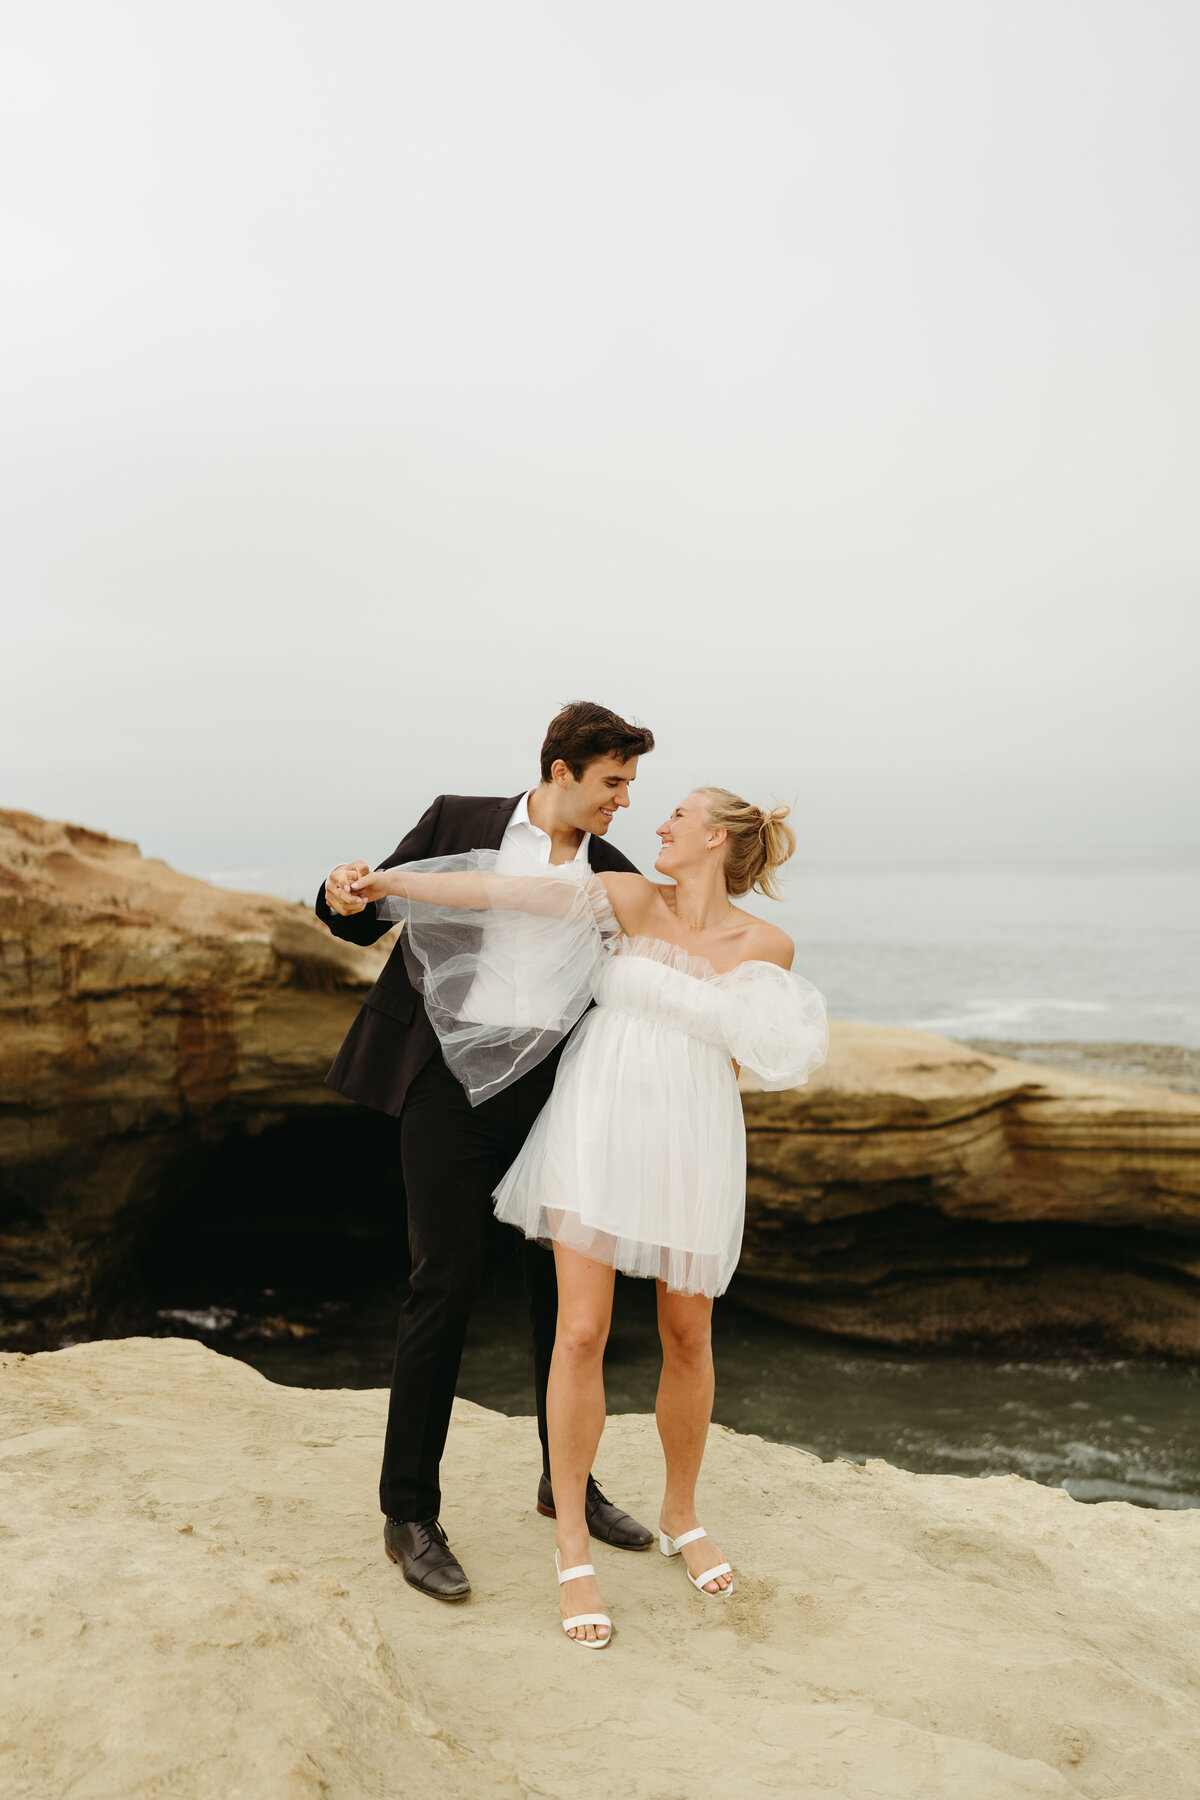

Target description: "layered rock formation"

left=738, top=1026, right=1200, bottom=1355
left=0, top=809, right=388, bottom=1340
left=5, top=806, right=1200, bottom=1359
left=3, top=1336, right=1198, bottom=1800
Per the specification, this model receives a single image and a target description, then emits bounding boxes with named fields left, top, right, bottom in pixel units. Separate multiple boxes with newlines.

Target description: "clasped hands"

left=324, top=862, right=397, bottom=915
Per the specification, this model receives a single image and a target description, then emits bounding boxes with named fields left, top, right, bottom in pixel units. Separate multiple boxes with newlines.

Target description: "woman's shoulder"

left=596, top=870, right=668, bottom=931
left=599, top=869, right=657, bottom=895
left=734, top=913, right=794, bottom=971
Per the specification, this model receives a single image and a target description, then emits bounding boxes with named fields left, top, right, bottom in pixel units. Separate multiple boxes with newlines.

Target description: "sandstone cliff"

left=2, top=1337, right=1197, bottom=1800
left=0, top=809, right=388, bottom=1339
left=4, top=806, right=1200, bottom=1358
left=737, top=1026, right=1200, bottom=1354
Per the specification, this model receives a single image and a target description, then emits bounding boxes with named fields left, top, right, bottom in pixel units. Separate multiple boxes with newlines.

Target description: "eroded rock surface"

left=0, top=809, right=388, bottom=1339
left=738, top=1025, right=1200, bottom=1355
left=2, top=1337, right=1198, bottom=1800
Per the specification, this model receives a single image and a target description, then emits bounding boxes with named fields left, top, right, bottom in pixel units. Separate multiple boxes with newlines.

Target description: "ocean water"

left=211, top=857, right=1200, bottom=1048
left=135, top=1266, right=1200, bottom=1511
left=774, top=862, right=1200, bottom=1048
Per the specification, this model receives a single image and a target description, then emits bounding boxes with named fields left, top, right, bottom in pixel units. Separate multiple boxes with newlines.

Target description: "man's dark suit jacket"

left=315, top=792, right=639, bottom=1116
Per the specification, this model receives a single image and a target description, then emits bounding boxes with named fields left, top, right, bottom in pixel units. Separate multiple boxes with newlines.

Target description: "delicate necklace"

left=682, top=906, right=736, bottom=935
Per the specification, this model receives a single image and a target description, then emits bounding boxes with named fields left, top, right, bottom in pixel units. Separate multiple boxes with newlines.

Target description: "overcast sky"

left=3, top=0, right=1197, bottom=890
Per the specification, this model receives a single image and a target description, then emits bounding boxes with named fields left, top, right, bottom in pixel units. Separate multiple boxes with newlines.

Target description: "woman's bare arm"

left=351, top=864, right=614, bottom=921
left=350, top=863, right=665, bottom=931
left=349, top=867, right=497, bottom=908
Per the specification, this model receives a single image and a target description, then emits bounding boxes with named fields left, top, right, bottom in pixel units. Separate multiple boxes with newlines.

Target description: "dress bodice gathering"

left=595, top=938, right=730, bottom=1048
left=595, top=932, right=830, bottom=1094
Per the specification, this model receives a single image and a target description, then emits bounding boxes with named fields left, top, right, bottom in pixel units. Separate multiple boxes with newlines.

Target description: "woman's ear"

left=706, top=827, right=727, bottom=853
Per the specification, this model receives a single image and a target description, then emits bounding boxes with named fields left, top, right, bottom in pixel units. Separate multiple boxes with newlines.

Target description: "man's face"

left=560, top=753, right=638, bottom=835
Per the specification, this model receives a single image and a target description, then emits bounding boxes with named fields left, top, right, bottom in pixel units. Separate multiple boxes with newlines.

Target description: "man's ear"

left=550, top=759, right=574, bottom=789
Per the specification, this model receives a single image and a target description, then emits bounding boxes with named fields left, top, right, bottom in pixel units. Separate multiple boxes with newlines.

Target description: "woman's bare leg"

left=655, top=1284, right=731, bottom=1592
left=548, top=1241, right=616, bottom=1639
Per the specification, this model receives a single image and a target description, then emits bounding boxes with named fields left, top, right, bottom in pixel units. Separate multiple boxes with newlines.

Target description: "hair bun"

left=697, top=788, right=796, bottom=900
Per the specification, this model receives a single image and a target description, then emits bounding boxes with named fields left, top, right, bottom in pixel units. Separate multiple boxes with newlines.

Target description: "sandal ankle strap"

left=557, top=1561, right=596, bottom=1584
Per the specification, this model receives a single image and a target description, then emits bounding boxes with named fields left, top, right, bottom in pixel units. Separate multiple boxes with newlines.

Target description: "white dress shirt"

left=462, top=792, right=592, bottom=1026
left=495, top=789, right=592, bottom=875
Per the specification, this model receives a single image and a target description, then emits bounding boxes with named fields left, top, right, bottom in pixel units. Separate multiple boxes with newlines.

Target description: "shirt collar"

left=514, top=790, right=591, bottom=863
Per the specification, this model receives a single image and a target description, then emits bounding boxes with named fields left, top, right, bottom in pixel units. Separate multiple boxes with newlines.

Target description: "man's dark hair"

left=540, top=701, right=655, bottom=782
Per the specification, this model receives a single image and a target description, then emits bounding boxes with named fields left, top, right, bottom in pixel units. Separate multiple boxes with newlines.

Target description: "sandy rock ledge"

left=2, top=1338, right=1198, bottom=1799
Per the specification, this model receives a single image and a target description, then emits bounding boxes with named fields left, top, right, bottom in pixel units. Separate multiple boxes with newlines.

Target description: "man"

left=317, top=700, right=656, bottom=1599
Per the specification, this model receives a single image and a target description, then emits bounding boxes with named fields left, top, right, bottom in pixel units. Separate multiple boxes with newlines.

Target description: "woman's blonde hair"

left=697, top=788, right=796, bottom=900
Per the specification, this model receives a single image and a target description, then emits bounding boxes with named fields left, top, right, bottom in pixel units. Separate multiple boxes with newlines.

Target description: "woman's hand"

left=348, top=868, right=400, bottom=903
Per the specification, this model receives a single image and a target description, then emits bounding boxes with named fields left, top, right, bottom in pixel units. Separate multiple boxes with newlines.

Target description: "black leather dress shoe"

left=536, top=1474, right=654, bottom=1550
left=383, top=1517, right=471, bottom=1599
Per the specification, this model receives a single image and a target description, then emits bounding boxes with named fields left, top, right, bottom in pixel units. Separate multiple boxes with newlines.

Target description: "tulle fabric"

left=377, top=860, right=830, bottom=1295
left=493, top=937, right=829, bottom=1296
left=374, top=851, right=619, bottom=1105
left=718, top=957, right=830, bottom=1089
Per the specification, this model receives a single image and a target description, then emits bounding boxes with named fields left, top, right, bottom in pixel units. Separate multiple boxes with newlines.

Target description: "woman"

left=351, top=788, right=827, bottom=1647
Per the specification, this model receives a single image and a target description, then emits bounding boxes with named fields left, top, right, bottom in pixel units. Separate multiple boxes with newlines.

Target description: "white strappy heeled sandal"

left=555, top=1549, right=613, bottom=1648
left=659, top=1525, right=734, bottom=1597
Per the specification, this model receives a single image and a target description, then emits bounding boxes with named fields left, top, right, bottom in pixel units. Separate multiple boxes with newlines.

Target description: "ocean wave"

left=910, top=999, right=1112, bottom=1034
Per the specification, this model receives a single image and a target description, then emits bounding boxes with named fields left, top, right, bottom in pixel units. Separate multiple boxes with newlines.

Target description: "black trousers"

left=379, top=1048, right=563, bottom=1521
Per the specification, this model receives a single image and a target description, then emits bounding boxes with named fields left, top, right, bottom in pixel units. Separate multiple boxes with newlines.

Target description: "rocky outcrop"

left=967, top=1037, right=1200, bottom=1094
left=5, top=807, right=1200, bottom=1359
left=3, top=1336, right=1198, bottom=1800
left=738, top=1025, right=1200, bottom=1356
left=0, top=810, right=388, bottom=1340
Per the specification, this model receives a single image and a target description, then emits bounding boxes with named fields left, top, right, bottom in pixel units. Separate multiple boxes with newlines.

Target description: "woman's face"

left=654, top=792, right=720, bottom=878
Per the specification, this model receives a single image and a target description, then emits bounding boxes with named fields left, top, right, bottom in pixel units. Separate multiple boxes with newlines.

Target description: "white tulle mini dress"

left=377, top=854, right=829, bottom=1298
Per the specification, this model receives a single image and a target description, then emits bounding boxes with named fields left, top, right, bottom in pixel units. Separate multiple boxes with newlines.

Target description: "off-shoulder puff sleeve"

left=718, top=961, right=829, bottom=1090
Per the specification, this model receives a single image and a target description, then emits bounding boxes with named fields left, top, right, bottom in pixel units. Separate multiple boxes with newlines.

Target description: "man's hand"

left=325, top=861, right=372, bottom=916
